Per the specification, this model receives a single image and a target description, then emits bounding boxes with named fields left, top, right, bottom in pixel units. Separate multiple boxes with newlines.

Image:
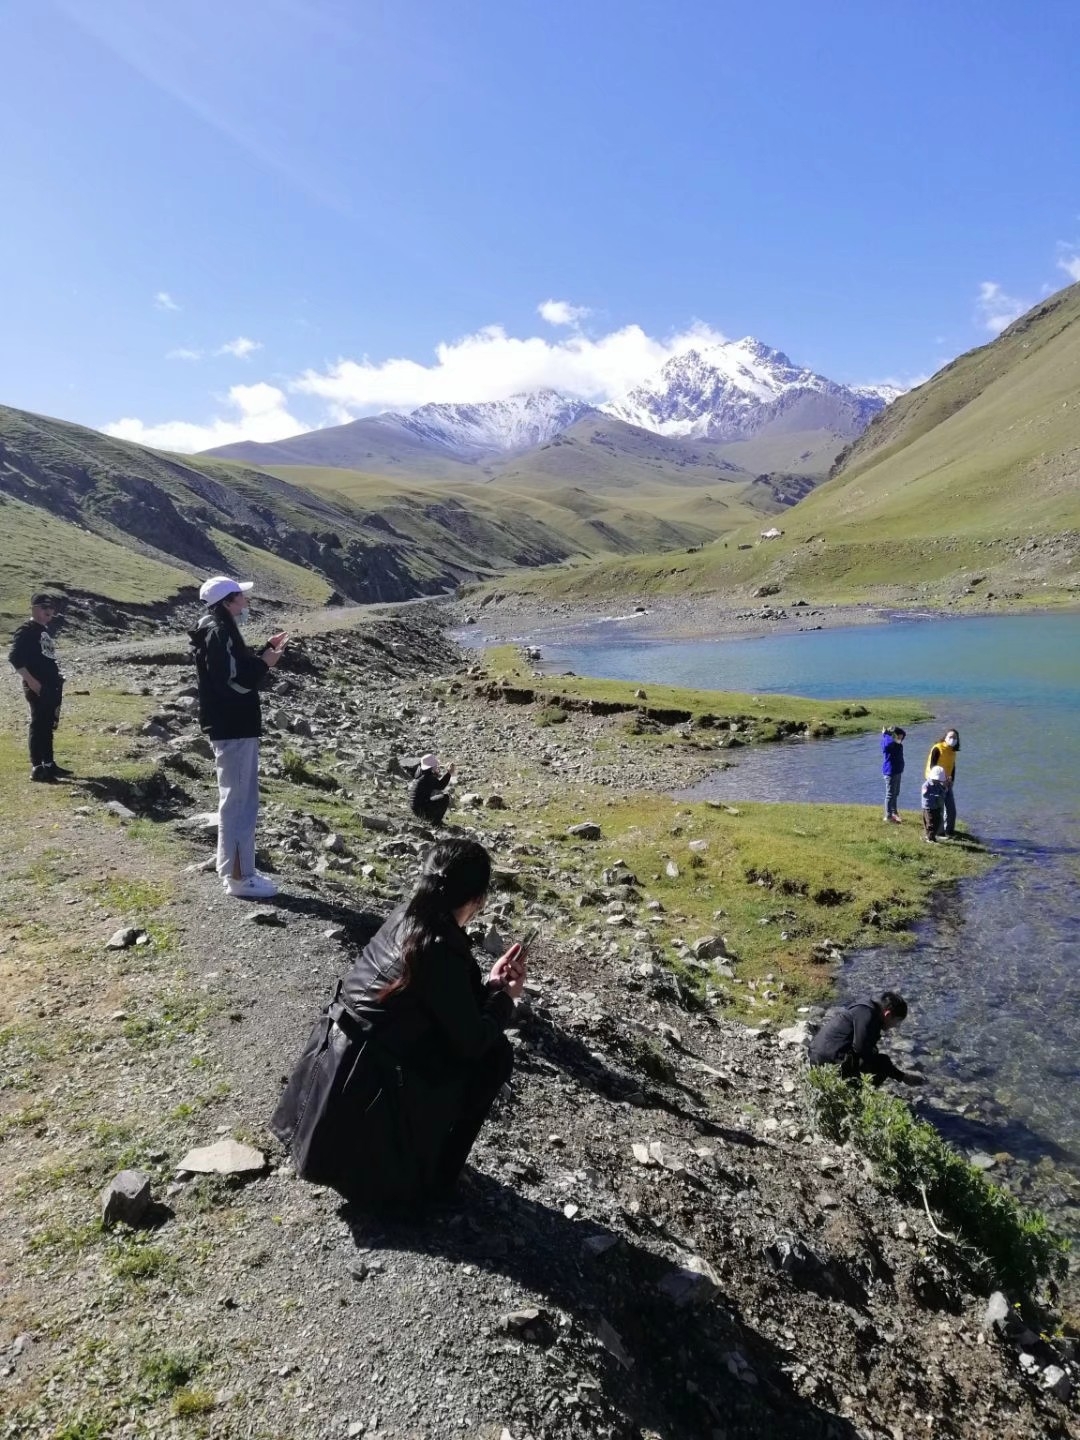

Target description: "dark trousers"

left=26, top=688, right=60, bottom=767
left=922, top=804, right=943, bottom=841
left=942, top=786, right=957, bottom=836
left=433, top=1036, right=514, bottom=1194
left=414, top=794, right=450, bottom=826
left=884, top=773, right=902, bottom=817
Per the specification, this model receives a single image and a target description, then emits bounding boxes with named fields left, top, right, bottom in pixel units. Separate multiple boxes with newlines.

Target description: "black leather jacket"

left=341, top=905, right=513, bottom=1080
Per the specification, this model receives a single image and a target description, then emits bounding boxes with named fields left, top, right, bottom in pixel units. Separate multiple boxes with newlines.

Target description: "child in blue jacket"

left=880, top=726, right=906, bottom=823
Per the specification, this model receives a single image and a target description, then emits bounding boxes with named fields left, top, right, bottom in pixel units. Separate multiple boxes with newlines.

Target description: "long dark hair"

left=380, top=839, right=492, bottom=999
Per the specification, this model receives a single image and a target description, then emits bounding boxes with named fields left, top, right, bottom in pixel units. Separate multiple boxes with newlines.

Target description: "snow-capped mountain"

left=375, top=389, right=597, bottom=459
left=600, top=337, right=887, bottom=442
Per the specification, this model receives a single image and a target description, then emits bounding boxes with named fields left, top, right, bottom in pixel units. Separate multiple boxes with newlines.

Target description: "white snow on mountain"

left=600, top=336, right=888, bottom=442
left=852, top=382, right=907, bottom=405
left=329, top=339, right=899, bottom=460
left=376, top=389, right=597, bottom=458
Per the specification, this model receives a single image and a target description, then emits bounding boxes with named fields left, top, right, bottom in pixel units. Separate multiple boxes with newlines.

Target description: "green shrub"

left=280, top=748, right=336, bottom=789
left=535, top=706, right=568, bottom=727
left=139, top=1349, right=201, bottom=1398
left=172, top=1387, right=216, bottom=1417
left=805, top=1066, right=1067, bottom=1294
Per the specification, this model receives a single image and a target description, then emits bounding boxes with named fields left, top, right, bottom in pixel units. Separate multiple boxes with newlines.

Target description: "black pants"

left=26, top=687, right=61, bottom=767
left=414, top=794, right=450, bottom=826
left=433, top=1035, right=514, bottom=1194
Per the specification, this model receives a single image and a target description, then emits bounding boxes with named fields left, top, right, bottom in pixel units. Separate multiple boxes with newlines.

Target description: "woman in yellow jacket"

left=925, top=728, right=960, bottom=837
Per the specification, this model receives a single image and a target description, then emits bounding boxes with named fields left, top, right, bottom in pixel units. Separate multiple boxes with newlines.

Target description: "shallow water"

left=543, top=613, right=1080, bottom=1177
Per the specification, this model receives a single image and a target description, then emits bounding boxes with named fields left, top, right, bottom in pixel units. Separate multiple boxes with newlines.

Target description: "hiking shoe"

left=889, top=814, right=902, bottom=824
left=223, top=873, right=279, bottom=899
left=46, top=763, right=73, bottom=778
left=30, top=765, right=55, bottom=783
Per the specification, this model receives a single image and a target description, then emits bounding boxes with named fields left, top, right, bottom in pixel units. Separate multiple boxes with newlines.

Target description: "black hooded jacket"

left=409, top=765, right=452, bottom=816
left=807, top=999, right=907, bottom=1082
left=190, top=609, right=268, bottom=740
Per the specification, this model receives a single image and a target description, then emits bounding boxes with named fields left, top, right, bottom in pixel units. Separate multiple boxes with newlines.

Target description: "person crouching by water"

left=270, top=839, right=525, bottom=1215
left=921, top=765, right=949, bottom=843
left=880, top=725, right=906, bottom=823
left=808, top=991, right=924, bottom=1087
left=410, top=752, right=455, bottom=825
left=925, top=727, right=960, bottom=838
left=191, top=576, right=287, bottom=899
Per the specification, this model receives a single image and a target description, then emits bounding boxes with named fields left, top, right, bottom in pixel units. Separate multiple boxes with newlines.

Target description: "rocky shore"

left=1, top=607, right=1076, bottom=1440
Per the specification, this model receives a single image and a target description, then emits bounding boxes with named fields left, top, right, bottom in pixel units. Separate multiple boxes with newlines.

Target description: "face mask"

left=946, top=736, right=957, bottom=747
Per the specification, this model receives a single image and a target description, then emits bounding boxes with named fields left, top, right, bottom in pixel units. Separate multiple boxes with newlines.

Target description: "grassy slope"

left=497, top=284, right=1080, bottom=605
left=0, top=494, right=193, bottom=633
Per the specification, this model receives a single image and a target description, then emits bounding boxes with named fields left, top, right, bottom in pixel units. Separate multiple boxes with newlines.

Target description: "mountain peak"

left=601, top=336, right=885, bottom=442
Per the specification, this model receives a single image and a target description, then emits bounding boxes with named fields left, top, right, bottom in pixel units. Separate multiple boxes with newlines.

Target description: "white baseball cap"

left=199, top=576, right=254, bottom=606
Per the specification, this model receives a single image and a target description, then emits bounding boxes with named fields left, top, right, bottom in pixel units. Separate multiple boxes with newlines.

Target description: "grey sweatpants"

left=213, top=737, right=260, bottom=879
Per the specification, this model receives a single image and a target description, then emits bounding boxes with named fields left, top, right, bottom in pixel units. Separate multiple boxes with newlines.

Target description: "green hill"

left=0, top=402, right=767, bottom=629
left=501, top=284, right=1080, bottom=607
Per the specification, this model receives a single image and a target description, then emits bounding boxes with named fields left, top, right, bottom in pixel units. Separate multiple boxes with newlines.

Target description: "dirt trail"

left=1, top=609, right=1075, bottom=1440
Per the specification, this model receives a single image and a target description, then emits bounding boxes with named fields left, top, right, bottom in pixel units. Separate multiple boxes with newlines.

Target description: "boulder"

left=101, top=1170, right=154, bottom=1228
left=568, top=821, right=601, bottom=840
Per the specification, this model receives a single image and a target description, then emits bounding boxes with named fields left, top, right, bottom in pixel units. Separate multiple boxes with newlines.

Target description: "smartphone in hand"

left=520, top=925, right=540, bottom=954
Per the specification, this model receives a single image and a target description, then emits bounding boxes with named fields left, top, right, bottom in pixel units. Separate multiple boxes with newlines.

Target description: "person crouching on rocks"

left=410, top=752, right=455, bottom=825
left=808, top=991, right=924, bottom=1087
left=271, top=838, right=525, bottom=1214
left=190, top=576, right=287, bottom=900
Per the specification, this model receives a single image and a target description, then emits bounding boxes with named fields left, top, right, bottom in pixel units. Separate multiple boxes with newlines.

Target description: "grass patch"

left=53, top=1416, right=112, bottom=1440
left=806, top=1067, right=1068, bottom=1294
left=109, top=1239, right=176, bottom=1282
left=139, top=1348, right=203, bottom=1399
left=481, top=645, right=931, bottom=740
left=172, top=1387, right=217, bottom=1417
left=534, top=789, right=989, bottom=1014
left=101, top=876, right=173, bottom=914
left=280, top=747, right=338, bottom=790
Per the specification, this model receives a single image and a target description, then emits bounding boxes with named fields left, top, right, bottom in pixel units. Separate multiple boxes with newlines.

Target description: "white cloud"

left=154, top=290, right=180, bottom=312
left=167, top=347, right=203, bottom=361
left=975, top=280, right=1029, bottom=335
left=538, top=298, right=591, bottom=327
left=217, top=336, right=262, bottom=359
left=292, top=318, right=727, bottom=420
left=104, top=383, right=305, bottom=453
left=1056, top=247, right=1080, bottom=283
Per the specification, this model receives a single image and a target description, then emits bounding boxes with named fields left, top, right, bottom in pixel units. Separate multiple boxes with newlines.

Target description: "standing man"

left=191, top=576, right=287, bottom=899
left=8, top=592, right=68, bottom=783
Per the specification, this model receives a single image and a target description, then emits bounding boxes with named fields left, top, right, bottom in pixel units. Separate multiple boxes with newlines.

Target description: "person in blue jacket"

left=880, top=726, right=906, bottom=823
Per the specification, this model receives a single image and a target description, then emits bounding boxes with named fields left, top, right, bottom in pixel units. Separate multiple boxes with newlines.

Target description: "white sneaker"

left=223, top=873, right=279, bottom=899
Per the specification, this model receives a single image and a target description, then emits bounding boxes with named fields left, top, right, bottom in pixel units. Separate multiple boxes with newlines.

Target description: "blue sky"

left=2, top=0, right=1078, bottom=450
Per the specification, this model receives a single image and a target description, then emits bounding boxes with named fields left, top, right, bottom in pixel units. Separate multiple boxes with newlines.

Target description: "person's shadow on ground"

left=343, top=1174, right=858, bottom=1440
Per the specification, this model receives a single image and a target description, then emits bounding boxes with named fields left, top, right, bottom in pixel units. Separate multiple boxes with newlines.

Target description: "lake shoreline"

left=451, top=589, right=1080, bottom=651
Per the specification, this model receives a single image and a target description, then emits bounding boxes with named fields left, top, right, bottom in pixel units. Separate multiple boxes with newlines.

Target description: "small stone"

left=359, top=814, right=393, bottom=833
left=500, top=1308, right=554, bottom=1345
left=968, top=1150, right=996, bottom=1171
left=778, top=1022, right=809, bottom=1046
left=105, top=801, right=137, bottom=821
left=691, top=935, right=727, bottom=960
left=244, top=909, right=285, bottom=926
left=567, top=821, right=601, bottom=840
left=101, top=1170, right=153, bottom=1228
left=631, top=1143, right=653, bottom=1166
left=1042, top=1365, right=1072, bottom=1401
left=687, top=839, right=708, bottom=853
left=983, top=1291, right=1010, bottom=1332
left=594, top=1317, right=633, bottom=1369
left=323, top=833, right=346, bottom=853
left=323, top=926, right=347, bottom=941
left=485, top=794, right=507, bottom=810
left=657, top=1254, right=720, bottom=1306
left=664, top=860, right=680, bottom=879
left=178, top=1138, right=265, bottom=1176
left=563, top=1203, right=579, bottom=1219
left=106, top=926, right=141, bottom=950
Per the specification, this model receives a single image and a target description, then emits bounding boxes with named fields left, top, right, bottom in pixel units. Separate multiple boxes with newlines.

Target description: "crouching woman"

left=271, top=839, right=524, bottom=1215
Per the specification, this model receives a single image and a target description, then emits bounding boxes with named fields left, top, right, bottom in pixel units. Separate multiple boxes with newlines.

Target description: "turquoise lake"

left=542, top=612, right=1080, bottom=1187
